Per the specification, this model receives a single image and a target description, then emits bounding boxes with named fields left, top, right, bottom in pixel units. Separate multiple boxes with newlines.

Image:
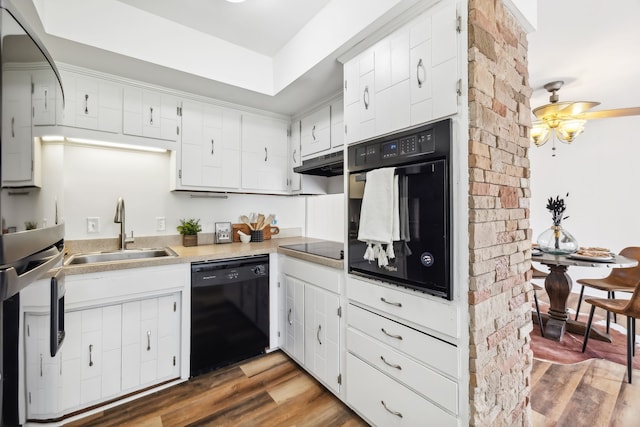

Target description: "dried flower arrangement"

left=546, top=193, right=569, bottom=226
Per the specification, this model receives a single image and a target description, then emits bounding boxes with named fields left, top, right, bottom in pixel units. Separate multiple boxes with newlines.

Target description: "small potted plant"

left=177, top=218, right=201, bottom=247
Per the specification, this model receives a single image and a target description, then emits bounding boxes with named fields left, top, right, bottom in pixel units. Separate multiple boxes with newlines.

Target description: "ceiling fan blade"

left=533, top=101, right=600, bottom=119
left=579, top=107, right=640, bottom=120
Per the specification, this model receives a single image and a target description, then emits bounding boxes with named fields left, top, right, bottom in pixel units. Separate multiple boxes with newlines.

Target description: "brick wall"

left=467, top=0, right=533, bottom=425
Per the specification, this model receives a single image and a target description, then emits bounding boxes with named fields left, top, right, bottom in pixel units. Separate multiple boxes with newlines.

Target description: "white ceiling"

left=21, top=0, right=640, bottom=120
left=528, top=0, right=640, bottom=116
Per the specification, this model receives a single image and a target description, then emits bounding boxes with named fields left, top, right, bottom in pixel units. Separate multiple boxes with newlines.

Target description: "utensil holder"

left=250, top=230, right=264, bottom=242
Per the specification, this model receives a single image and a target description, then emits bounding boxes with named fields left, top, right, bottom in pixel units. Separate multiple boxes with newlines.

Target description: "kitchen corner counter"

left=62, top=237, right=343, bottom=275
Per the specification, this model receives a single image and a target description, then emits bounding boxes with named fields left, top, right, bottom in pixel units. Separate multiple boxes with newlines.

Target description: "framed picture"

left=214, top=222, right=232, bottom=244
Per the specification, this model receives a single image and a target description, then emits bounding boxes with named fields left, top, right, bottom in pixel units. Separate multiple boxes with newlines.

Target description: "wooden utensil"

left=260, top=214, right=274, bottom=230
left=240, top=215, right=254, bottom=230
left=255, top=213, right=265, bottom=230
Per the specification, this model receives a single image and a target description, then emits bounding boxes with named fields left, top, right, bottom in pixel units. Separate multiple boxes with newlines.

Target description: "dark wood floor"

left=66, top=351, right=367, bottom=427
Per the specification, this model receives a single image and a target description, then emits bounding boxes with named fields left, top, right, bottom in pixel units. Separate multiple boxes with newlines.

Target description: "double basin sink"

left=65, top=247, right=178, bottom=266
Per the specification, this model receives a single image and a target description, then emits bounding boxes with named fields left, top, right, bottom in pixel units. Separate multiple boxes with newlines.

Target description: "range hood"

left=293, top=151, right=343, bottom=176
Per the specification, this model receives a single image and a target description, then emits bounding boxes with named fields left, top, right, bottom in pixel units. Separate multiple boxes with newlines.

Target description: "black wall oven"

left=348, top=119, right=452, bottom=299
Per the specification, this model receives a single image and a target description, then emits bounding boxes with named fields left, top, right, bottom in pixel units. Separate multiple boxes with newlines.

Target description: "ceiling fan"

left=530, top=80, right=640, bottom=150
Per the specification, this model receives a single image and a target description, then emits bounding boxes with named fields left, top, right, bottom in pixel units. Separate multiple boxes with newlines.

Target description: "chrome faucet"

left=114, top=197, right=134, bottom=250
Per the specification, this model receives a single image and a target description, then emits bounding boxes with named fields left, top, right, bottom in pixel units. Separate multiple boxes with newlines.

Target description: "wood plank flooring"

left=65, top=351, right=367, bottom=427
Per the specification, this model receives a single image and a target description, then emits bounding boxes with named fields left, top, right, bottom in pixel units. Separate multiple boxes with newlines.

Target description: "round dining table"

left=532, top=251, right=638, bottom=341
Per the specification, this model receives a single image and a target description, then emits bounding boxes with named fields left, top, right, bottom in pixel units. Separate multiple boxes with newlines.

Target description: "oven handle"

left=50, top=267, right=65, bottom=357
left=353, top=162, right=438, bottom=182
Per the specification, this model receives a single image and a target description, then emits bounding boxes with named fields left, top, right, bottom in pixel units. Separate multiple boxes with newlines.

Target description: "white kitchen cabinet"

left=343, top=2, right=458, bottom=144
left=283, top=275, right=305, bottom=363
left=346, top=275, right=460, bottom=424
left=31, top=69, right=57, bottom=126
left=122, top=293, right=181, bottom=392
left=330, top=99, right=344, bottom=149
left=1, top=70, right=38, bottom=186
left=280, top=257, right=343, bottom=394
left=57, top=71, right=122, bottom=133
left=241, top=114, right=289, bottom=192
left=123, top=86, right=180, bottom=145
left=301, top=105, right=331, bottom=157
left=288, top=120, right=302, bottom=192
left=177, top=100, right=241, bottom=190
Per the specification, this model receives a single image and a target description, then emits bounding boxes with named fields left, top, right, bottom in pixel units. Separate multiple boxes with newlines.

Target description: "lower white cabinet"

left=24, top=292, right=182, bottom=420
left=280, top=257, right=343, bottom=395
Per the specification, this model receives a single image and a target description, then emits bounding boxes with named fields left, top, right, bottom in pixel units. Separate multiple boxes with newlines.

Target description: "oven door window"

left=348, top=159, right=450, bottom=298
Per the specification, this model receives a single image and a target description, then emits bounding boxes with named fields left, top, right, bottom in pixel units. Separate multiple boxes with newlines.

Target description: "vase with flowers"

left=537, top=193, right=579, bottom=255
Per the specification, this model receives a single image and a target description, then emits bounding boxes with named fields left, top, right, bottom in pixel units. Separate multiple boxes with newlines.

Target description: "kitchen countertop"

left=62, top=236, right=344, bottom=275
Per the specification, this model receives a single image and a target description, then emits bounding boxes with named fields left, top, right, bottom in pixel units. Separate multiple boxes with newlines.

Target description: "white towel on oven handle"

left=357, top=167, right=398, bottom=266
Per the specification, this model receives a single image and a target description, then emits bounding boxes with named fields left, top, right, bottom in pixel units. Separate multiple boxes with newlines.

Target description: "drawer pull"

left=89, top=344, right=94, bottom=367
left=288, top=308, right=293, bottom=325
left=380, top=355, right=402, bottom=370
left=317, top=324, right=322, bottom=345
left=381, top=400, right=403, bottom=418
left=381, top=328, right=403, bottom=340
left=380, top=297, right=402, bottom=307
left=147, top=330, right=151, bottom=351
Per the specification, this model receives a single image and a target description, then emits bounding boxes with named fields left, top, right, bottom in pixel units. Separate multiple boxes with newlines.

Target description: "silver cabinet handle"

left=84, top=94, right=89, bottom=114
left=381, top=400, right=403, bottom=418
left=288, top=308, right=293, bottom=325
left=40, top=354, right=43, bottom=377
left=380, top=297, right=402, bottom=307
left=89, top=344, right=94, bottom=366
left=381, top=328, right=403, bottom=340
left=292, top=148, right=297, bottom=163
left=11, top=117, right=15, bottom=137
left=417, top=58, right=425, bottom=88
left=264, top=147, right=268, bottom=162
left=149, top=107, right=154, bottom=125
left=211, top=139, right=214, bottom=155
left=147, top=330, right=151, bottom=351
left=380, top=355, right=402, bottom=370
left=312, top=124, right=316, bottom=141
left=363, top=86, right=370, bottom=110
left=316, top=325, right=322, bottom=345
left=44, top=89, right=48, bottom=110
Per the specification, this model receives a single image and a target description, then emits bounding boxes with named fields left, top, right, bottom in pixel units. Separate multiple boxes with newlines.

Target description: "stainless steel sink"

left=65, top=247, right=178, bottom=265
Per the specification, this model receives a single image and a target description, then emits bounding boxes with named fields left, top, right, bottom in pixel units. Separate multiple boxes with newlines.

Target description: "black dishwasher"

left=190, top=255, right=269, bottom=377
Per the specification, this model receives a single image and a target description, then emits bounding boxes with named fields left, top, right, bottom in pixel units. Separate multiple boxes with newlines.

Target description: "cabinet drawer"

left=282, top=256, right=342, bottom=294
left=348, top=304, right=458, bottom=378
left=347, top=328, right=457, bottom=414
left=347, top=353, right=456, bottom=426
left=347, top=276, right=458, bottom=339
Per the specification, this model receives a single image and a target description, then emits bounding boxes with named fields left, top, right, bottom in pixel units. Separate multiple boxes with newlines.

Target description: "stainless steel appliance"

left=190, top=256, right=269, bottom=377
left=347, top=119, right=452, bottom=299
left=1, top=1, right=66, bottom=424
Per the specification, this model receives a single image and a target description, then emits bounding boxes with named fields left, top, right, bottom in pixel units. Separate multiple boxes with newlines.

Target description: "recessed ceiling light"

left=225, top=0, right=246, bottom=3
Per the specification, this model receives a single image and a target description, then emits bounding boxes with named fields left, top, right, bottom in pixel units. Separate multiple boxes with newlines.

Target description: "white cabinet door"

left=301, top=106, right=331, bottom=157
left=283, top=276, right=305, bottom=363
left=31, top=69, right=57, bottom=126
left=288, top=120, right=301, bottom=192
left=304, top=285, right=341, bottom=394
left=1, top=70, right=35, bottom=186
left=123, top=86, right=180, bottom=143
left=157, top=294, right=181, bottom=380
left=241, top=114, right=288, bottom=192
left=58, top=72, right=122, bottom=133
left=61, top=311, right=82, bottom=411
left=179, top=100, right=241, bottom=190
left=24, top=314, right=63, bottom=419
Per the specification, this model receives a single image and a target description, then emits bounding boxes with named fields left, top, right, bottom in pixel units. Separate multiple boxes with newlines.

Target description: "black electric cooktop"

left=280, top=241, right=344, bottom=260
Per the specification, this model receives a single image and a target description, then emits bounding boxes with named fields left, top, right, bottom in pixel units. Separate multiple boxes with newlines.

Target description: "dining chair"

left=531, top=266, right=548, bottom=337
left=574, top=247, right=640, bottom=333
left=582, top=283, right=640, bottom=383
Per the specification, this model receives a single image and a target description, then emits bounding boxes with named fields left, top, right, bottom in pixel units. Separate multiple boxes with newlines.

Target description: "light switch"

left=156, top=217, right=166, bottom=232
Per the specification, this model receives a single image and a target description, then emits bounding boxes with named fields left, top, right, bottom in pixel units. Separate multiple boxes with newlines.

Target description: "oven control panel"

left=348, top=119, right=449, bottom=171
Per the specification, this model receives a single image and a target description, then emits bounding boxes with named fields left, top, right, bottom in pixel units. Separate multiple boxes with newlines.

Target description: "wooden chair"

left=582, top=283, right=640, bottom=383
left=574, top=247, right=640, bottom=333
left=531, top=266, right=548, bottom=337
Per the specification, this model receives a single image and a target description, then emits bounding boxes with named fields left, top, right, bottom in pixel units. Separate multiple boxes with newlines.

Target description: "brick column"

left=467, top=0, right=533, bottom=425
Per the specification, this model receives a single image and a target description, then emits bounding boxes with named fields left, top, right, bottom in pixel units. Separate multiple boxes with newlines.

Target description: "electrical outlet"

left=156, top=217, right=166, bottom=232
left=87, top=217, right=100, bottom=233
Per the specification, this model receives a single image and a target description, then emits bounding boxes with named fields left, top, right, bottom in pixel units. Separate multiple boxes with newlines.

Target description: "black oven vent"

left=293, top=151, right=344, bottom=176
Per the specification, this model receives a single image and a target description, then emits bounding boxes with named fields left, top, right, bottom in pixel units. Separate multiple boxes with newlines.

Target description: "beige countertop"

left=62, top=236, right=344, bottom=275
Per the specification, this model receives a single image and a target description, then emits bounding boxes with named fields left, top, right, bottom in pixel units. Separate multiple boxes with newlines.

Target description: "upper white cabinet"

left=123, top=86, right=180, bottom=146
left=31, top=69, right=57, bottom=126
left=288, top=120, right=302, bottom=192
left=301, top=105, right=331, bottom=157
left=176, top=100, right=241, bottom=190
left=241, top=114, right=289, bottom=193
left=343, top=2, right=458, bottom=144
left=1, top=70, right=37, bottom=186
left=57, top=71, right=122, bottom=133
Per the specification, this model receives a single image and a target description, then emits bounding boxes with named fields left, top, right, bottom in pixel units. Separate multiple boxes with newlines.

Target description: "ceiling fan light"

left=530, top=122, right=551, bottom=146
left=557, top=119, right=586, bottom=144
